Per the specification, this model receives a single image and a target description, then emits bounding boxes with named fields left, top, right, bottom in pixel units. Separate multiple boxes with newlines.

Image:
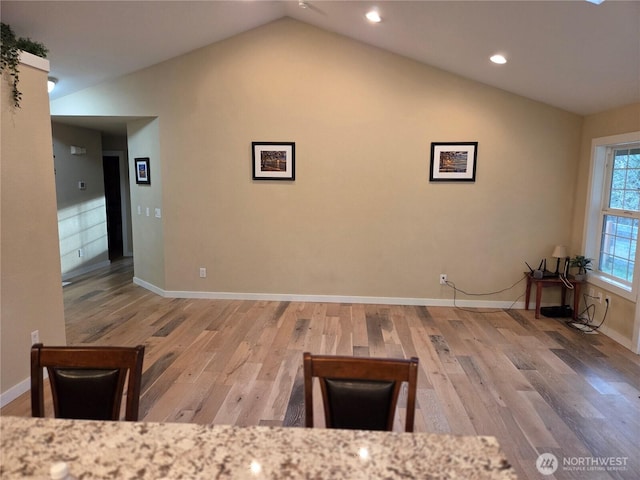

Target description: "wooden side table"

left=525, top=273, right=582, bottom=320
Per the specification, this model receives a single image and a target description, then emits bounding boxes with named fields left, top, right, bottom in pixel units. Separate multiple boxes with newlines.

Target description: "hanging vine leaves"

left=1, top=22, right=48, bottom=108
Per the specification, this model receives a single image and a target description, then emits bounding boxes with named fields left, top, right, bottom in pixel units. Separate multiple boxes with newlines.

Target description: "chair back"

left=31, top=343, right=145, bottom=421
left=303, top=352, right=418, bottom=432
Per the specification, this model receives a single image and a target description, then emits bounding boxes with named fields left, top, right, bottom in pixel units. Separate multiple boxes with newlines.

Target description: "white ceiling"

left=3, top=0, right=639, bottom=119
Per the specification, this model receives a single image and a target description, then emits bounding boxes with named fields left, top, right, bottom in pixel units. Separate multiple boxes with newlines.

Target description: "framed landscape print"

left=252, top=142, right=295, bottom=181
left=135, top=157, right=150, bottom=185
left=430, top=142, right=478, bottom=182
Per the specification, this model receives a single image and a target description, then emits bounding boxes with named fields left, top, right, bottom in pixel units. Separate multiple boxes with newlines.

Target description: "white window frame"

left=583, top=132, right=640, bottom=302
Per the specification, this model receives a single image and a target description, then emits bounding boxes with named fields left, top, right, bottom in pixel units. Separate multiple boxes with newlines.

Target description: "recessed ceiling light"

left=490, top=54, right=507, bottom=65
left=365, top=10, right=381, bottom=23
left=585, top=0, right=605, bottom=4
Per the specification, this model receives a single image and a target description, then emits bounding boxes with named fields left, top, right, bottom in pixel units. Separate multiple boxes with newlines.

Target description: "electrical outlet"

left=596, top=292, right=603, bottom=304
left=605, top=295, right=611, bottom=306
left=439, top=274, right=447, bottom=285
left=31, top=330, right=39, bottom=345
left=78, top=248, right=83, bottom=257
left=199, top=267, right=207, bottom=278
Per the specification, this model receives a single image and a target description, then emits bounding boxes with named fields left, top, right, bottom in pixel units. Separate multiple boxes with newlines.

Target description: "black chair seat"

left=50, top=368, right=121, bottom=420
left=325, top=378, right=395, bottom=430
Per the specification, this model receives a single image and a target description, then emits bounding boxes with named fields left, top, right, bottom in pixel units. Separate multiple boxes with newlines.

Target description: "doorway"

left=103, top=155, right=123, bottom=260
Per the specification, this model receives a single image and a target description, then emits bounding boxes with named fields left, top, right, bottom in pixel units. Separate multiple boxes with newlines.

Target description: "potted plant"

left=1, top=22, right=48, bottom=108
left=570, top=255, right=592, bottom=281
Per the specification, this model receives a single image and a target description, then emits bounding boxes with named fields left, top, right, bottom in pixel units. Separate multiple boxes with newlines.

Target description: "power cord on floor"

left=442, top=274, right=528, bottom=313
left=566, top=294, right=609, bottom=333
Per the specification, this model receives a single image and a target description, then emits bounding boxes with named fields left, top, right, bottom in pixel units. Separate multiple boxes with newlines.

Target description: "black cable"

left=565, top=294, right=609, bottom=333
left=443, top=274, right=528, bottom=313
left=577, top=293, right=597, bottom=321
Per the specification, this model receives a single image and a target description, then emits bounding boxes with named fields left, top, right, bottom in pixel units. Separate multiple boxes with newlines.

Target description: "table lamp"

left=552, top=245, right=569, bottom=275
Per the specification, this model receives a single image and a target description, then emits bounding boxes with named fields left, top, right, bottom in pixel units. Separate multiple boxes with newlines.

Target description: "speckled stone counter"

left=0, top=416, right=516, bottom=479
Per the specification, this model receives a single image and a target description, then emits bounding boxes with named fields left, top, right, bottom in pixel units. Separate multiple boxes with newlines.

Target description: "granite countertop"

left=0, top=416, right=516, bottom=479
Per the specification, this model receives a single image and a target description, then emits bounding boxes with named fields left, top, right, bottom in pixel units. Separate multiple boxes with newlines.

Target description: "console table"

left=0, top=416, right=516, bottom=479
left=525, top=273, right=582, bottom=320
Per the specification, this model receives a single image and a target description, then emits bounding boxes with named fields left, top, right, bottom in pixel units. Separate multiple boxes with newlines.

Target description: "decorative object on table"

left=252, top=142, right=295, bottom=181
left=135, top=157, right=150, bottom=185
left=570, top=255, right=592, bottom=281
left=551, top=245, right=569, bottom=275
left=429, top=142, right=478, bottom=182
left=1, top=22, right=49, bottom=108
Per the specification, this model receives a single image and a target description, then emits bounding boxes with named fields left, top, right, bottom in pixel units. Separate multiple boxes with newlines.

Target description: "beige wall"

left=1, top=54, right=66, bottom=399
left=571, top=103, right=640, bottom=346
left=51, top=18, right=583, bottom=303
left=127, top=118, right=165, bottom=289
left=52, top=122, right=110, bottom=277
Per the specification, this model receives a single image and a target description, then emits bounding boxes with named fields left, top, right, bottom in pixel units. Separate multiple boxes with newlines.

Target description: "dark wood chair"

left=303, top=352, right=419, bottom=432
left=31, top=343, right=145, bottom=421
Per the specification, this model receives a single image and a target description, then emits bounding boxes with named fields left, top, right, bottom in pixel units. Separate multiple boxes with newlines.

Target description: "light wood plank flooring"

left=3, top=258, right=639, bottom=479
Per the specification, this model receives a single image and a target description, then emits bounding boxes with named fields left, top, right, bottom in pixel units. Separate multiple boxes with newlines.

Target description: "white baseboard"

left=0, top=377, right=30, bottom=408
left=1, top=369, right=50, bottom=408
left=597, top=324, right=635, bottom=352
left=133, top=277, right=524, bottom=308
left=133, top=277, right=166, bottom=297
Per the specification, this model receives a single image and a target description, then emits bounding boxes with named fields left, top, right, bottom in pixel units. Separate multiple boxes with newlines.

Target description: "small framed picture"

left=430, top=142, right=478, bottom=182
left=252, top=142, right=295, bottom=181
left=135, top=157, right=150, bottom=185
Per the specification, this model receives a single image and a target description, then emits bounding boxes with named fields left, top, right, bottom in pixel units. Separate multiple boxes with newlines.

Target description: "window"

left=585, top=133, right=640, bottom=299
left=599, top=146, right=640, bottom=284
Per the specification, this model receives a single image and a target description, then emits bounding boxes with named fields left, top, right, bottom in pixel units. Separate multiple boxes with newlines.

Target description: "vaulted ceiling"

left=3, top=1, right=639, bottom=116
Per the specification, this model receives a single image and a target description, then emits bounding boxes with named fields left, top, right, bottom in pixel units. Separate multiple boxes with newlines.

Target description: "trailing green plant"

left=1, top=22, right=48, bottom=108
left=570, top=255, right=593, bottom=275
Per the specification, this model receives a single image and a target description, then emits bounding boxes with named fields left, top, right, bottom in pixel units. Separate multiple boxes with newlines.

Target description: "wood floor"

left=3, top=258, right=640, bottom=479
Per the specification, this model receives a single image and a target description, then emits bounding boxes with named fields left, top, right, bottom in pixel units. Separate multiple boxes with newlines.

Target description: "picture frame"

left=429, top=142, right=478, bottom=182
left=252, top=142, right=295, bottom=181
left=135, top=157, right=151, bottom=185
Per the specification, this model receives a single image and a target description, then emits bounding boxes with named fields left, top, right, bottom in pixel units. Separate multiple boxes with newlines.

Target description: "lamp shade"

left=552, top=245, right=569, bottom=258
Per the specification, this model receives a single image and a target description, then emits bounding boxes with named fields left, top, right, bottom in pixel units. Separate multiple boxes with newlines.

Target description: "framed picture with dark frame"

left=252, top=142, right=295, bottom=181
left=135, top=157, right=151, bottom=185
left=429, top=142, right=478, bottom=182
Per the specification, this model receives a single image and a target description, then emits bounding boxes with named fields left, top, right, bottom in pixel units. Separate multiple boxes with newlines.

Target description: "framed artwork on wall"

left=429, top=142, right=478, bottom=182
left=135, top=157, right=150, bottom=185
left=252, top=142, right=295, bottom=181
